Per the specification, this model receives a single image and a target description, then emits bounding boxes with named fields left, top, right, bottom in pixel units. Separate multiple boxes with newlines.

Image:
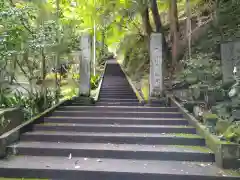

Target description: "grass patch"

left=173, top=145, right=212, bottom=153
left=169, top=133, right=202, bottom=138
left=224, top=169, right=240, bottom=176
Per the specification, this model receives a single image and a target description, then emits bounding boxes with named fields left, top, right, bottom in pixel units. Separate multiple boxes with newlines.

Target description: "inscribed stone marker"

left=221, top=40, right=240, bottom=83
left=79, top=33, right=91, bottom=96
left=149, top=33, right=163, bottom=97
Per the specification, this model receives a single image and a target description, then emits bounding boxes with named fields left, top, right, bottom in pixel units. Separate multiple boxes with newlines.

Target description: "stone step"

left=57, top=106, right=179, bottom=112
left=51, top=110, right=183, bottom=118
left=101, top=86, right=131, bottom=88
left=101, top=81, right=129, bottom=84
left=33, top=123, right=196, bottom=134
left=99, top=96, right=137, bottom=100
left=21, top=131, right=205, bottom=146
left=8, top=142, right=214, bottom=162
left=100, top=87, right=133, bottom=90
left=98, top=98, right=139, bottom=102
left=44, top=116, right=189, bottom=125
left=95, top=102, right=141, bottom=106
left=69, top=102, right=96, bottom=106
left=99, top=93, right=135, bottom=96
left=0, top=156, right=237, bottom=180
left=99, top=90, right=134, bottom=93
left=99, top=92, right=136, bottom=95
left=101, top=85, right=131, bottom=88
left=101, top=83, right=130, bottom=85
left=100, top=89, right=134, bottom=92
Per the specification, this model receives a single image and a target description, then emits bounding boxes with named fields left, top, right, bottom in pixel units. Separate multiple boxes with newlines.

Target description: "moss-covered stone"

left=170, top=96, right=240, bottom=169
left=183, top=102, right=197, bottom=113
left=232, top=109, right=240, bottom=120
left=215, top=120, right=232, bottom=134
left=203, top=113, right=219, bottom=133
left=190, top=86, right=201, bottom=100
left=223, top=122, right=240, bottom=143
left=203, top=113, right=218, bottom=124
left=186, top=76, right=198, bottom=84
left=0, top=108, right=24, bottom=135
left=214, top=90, right=225, bottom=102
left=215, top=143, right=240, bottom=169
left=221, top=81, right=235, bottom=90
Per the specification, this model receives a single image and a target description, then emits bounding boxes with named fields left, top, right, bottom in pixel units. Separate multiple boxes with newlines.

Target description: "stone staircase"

left=0, top=60, right=238, bottom=179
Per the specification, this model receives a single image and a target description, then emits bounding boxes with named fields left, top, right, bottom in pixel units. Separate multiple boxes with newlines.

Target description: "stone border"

left=118, top=63, right=145, bottom=104
left=0, top=99, right=72, bottom=158
left=93, top=62, right=107, bottom=102
left=167, top=94, right=240, bottom=169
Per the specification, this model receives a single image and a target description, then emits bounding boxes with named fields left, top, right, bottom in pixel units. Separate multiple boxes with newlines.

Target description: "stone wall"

left=0, top=108, right=24, bottom=136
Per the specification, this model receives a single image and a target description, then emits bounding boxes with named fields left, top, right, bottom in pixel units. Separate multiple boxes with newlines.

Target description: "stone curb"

left=167, top=94, right=240, bottom=169
left=93, top=62, right=107, bottom=102
left=0, top=99, right=71, bottom=158
left=118, top=63, right=145, bottom=104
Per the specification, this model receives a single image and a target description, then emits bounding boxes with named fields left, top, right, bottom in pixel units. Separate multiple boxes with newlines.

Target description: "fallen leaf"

left=75, top=160, right=79, bottom=165
left=198, top=163, right=207, bottom=167
left=68, top=153, right=72, bottom=159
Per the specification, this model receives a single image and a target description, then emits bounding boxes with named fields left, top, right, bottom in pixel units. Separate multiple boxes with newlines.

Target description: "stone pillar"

left=149, top=33, right=163, bottom=98
left=79, top=33, right=91, bottom=96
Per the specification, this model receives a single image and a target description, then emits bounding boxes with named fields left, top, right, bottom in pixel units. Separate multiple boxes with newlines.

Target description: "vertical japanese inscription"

left=79, top=33, right=91, bottom=96
left=150, top=33, right=163, bottom=97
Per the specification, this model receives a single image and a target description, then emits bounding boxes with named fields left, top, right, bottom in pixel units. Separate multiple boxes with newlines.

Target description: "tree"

left=150, top=0, right=170, bottom=61
left=169, top=0, right=180, bottom=65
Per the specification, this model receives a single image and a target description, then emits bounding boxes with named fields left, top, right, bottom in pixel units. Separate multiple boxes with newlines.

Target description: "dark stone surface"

left=0, top=61, right=238, bottom=179
left=0, top=108, right=24, bottom=136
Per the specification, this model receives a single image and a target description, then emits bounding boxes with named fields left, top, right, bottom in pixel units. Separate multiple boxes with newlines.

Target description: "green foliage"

left=0, top=89, right=54, bottom=120
left=118, top=34, right=149, bottom=80
left=223, top=122, right=240, bottom=143
left=177, top=54, right=221, bottom=85
left=215, top=119, right=231, bottom=135
left=175, top=0, right=240, bottom=144
left=203, top=113, right=218, bottom=120
left=91, top=74, right=100, bottom=90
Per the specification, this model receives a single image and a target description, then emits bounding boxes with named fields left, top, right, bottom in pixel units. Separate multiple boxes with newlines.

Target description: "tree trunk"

left=55, top=0, right=60, bottom=103
left=141, top=8, right=152, bottom=37
left=41, top=48, right=47, bottom=80
left=10, top=55, right=17, bottom=84
left=101, top=29, right=105, bottom=56
left=169, top=0, right=180, bottom=65
left=41, top=48, right=47, bottom=109
left=150, top=0, right=170, bottom=61
left=186, top=0, right=192, bottom=60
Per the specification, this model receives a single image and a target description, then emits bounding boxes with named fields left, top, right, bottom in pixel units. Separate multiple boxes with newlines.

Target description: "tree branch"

left=8, top=0, right=34, bottom=35
left=15, top=58, right=30, bottom=80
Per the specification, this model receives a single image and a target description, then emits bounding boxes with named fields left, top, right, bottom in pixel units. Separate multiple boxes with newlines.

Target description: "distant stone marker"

left=221, top=40, right=240, bottom=83
left=79, top=33, right=91, bottom=96
left=149, top=33, right=163, bottom=98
